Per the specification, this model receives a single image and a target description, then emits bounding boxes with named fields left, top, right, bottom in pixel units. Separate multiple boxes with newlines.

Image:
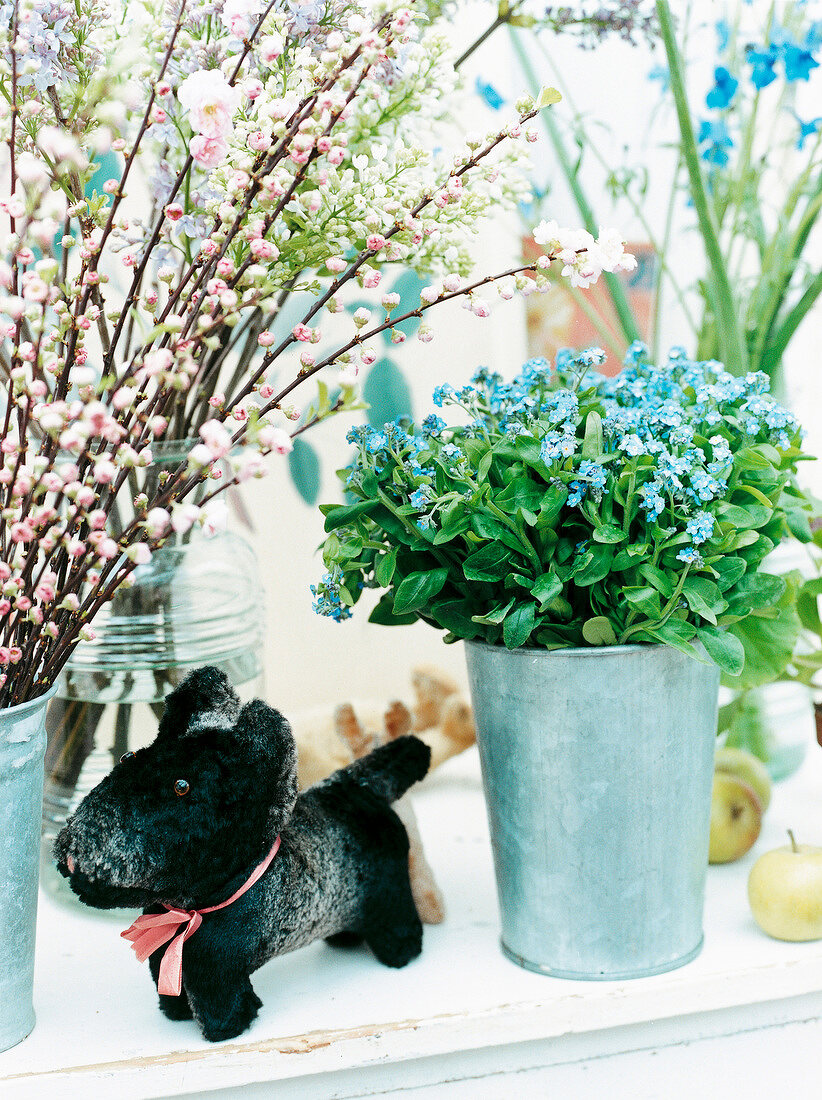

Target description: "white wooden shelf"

left=2, top=745, right=822, bottom=1100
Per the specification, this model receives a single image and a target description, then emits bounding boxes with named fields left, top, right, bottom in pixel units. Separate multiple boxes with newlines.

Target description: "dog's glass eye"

left=120, top=751, right=135, bottom=763
left=174, top=779, right=190, bottom=797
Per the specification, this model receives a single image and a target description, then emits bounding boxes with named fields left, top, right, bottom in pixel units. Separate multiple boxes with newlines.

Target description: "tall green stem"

left=656, top=0, right=749, bottom=375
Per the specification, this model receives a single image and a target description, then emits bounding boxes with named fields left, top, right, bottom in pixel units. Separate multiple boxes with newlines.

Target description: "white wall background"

left=237, top=0, right=822, bottom=712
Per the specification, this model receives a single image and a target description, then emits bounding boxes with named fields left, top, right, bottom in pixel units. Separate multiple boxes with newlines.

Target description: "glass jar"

left=40, top=448, right=265, bottom=910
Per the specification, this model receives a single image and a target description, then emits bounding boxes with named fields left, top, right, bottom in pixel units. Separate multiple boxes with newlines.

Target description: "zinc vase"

left=0, top=684, right=58, bottom=1052
left=464, top=641, right=720, bottom=980
left=40, top=523, right=266, bottom=910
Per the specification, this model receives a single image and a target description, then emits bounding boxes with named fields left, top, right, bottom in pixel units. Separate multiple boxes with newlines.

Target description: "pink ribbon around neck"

left=121, top=835, right=281, bottom=997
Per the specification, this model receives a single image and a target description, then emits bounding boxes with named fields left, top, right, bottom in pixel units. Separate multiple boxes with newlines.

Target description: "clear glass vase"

left=40, top=450, right=265, bottom=910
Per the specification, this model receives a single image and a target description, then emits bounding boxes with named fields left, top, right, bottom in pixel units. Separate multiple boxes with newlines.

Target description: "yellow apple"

left=748, top=831, right=822, bottom=942
left=714, top=746, right=772, bottom=813
left=708, top=772, right=762, bottom=864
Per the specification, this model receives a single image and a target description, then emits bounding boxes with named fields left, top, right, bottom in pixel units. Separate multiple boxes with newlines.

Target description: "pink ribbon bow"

left=121, top=835, right=281, bottom=997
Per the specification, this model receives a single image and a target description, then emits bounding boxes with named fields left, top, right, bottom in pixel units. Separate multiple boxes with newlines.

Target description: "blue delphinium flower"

left=698, top=118, right=734, bottom=166
left=475, top=77, right=505, bottom=110
left=716, top=18, right=730, bottom=52
left=706, top=65, right=739, bottom=108
left=648, top=65, right=669, bottom=91
left=796, top=115, right=822, bottom=149
left=783, top=42, right=819, bottom=81
left=747, top=45, right=779, bottom=88
left=686, top=511, right=715, bottom=545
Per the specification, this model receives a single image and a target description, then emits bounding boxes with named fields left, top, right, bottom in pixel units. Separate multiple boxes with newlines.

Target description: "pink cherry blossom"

left=178, top=70, right=241, bottom=140
left=190, top=135, right=228, bottom=168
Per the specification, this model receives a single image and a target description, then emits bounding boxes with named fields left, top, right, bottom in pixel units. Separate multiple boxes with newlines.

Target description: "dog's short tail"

left=343, top=735, right=430, bottom=803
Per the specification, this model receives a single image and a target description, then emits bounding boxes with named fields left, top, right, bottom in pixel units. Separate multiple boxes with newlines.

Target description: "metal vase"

left=465, top=641, right=720, bottom=980
left=0, top=685, right=56, bottom=1052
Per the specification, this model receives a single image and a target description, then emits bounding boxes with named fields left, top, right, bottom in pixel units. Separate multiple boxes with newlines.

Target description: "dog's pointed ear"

left=157, top=666, right=241, bottom=740
left=234, top=699, right=298, bottom=826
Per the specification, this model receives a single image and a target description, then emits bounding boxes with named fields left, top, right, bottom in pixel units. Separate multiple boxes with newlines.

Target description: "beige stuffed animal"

left=289, top=667, right=476, bottom=924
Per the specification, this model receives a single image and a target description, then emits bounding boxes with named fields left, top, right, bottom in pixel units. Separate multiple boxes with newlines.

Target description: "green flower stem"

left=509, top=30, right=641, bottom=348
left=478, top=494, right=543, bottom=573
left=752, top=185, right=822, bottom=376
left=763, top=267, right=822, bottom=379
left=656, top=0, right=749, bottom=375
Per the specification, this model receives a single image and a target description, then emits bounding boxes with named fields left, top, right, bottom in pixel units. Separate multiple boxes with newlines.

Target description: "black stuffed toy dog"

left=54, top=666, right=430, bottom=1042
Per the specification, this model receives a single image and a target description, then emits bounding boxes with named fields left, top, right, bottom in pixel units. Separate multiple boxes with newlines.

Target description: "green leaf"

left=592, top=523, right=626, bottom=545
left=797, top=577, right=822, bottom=634
left=363, top=358, right=412, bottom=428
left=682, top=576, right=727, bottom=625
left=725, top=571, right=786, bottom=612
left=496, top=479, right=545, bottom=514
left=637, top=562, right=673, bottom=598
left=368, top=595, right=419, bottom=627
left=431, top=598, right=482, bottom=638
left=393, top=568, right=449, bottom=614
left=535, top=486, right=568, bottom=528
left=785, top=507, right=813, bottom=542
left=288, top=438, right=321, bottom=506
left=573, top=545, right=614, bottom=586
left=582, top=616, right=618, bottom=646
left=724, top=577, right=801, bottom=688
left=374, top=547, right=397, bottom=587
left=531, top=572, right=562, bottom=608
left=463, top=541, right=512, bottom=581
left=503, top=602, right=537, bottom=648
left=622, top=585, right=662, bottom=618
left=323, top=498, right=378, bottom=532
left=471, top=598, right=515, bottom=626
left=582, top=410, right=604, bottom=458
left=714, top=557, right=747, bottom=592
left=697, top=626, right=746, bottom=677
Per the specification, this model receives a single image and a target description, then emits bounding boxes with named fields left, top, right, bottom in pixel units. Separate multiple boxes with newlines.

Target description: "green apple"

left=748, top=831, right=822, bottom=941
left=708, top=772, right=763, bottom=864
left=715, top=746, right=772, bottom=813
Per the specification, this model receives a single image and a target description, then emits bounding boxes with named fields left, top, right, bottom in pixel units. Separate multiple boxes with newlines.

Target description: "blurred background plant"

left=474, top=0, right=822, bottom=774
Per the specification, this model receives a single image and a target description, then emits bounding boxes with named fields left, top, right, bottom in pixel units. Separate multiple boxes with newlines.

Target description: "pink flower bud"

left=258, top=331, right=276, bottom=347
left=165, top=203, right=184, bottom=222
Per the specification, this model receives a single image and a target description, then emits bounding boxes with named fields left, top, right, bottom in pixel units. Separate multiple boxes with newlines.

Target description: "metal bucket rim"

left=464, top=639, right=677, bottom=659
left=0, top=681, right=59, bottom=721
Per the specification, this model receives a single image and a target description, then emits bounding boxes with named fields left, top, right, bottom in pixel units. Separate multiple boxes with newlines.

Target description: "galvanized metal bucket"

left=0, top=685, right=57, bottom=1052
left=465, top=641, right=720, bottom=980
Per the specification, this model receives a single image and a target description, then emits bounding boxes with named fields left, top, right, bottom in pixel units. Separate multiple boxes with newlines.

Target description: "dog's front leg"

left=148, top=950, right=194, bottom=1021
left=182, top=959, right=262, bottom=1042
